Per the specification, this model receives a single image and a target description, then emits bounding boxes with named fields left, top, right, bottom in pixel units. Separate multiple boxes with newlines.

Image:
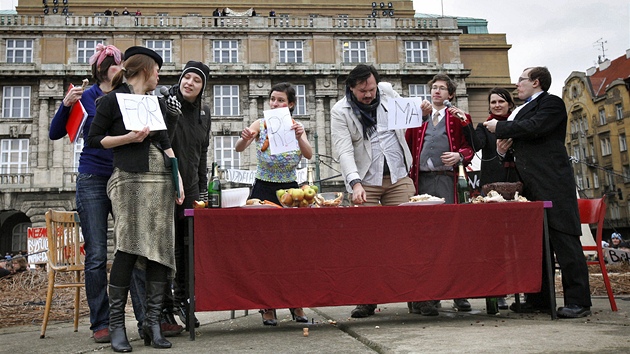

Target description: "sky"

left=412, top=0, right=630, bottom=96
left=2, top=0, right=629, bottom=96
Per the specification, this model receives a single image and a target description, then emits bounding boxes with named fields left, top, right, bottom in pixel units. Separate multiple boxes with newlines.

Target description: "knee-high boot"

left=143, top=281, right=172, bottom=349
left=109, top=285, right=132, bottom=353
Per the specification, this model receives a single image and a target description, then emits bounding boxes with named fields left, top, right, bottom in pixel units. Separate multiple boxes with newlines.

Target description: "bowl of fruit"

left=277, top=185, right=319, bottom=208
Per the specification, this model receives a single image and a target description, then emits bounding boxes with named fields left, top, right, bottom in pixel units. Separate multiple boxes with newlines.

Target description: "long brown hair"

left=111, top=54, right=157, bottom=89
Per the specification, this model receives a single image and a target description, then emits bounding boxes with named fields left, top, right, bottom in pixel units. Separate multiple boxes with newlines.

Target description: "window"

left=6, top=39, right=33, bottom=63
left=214, top=136, right=240, bottom=169
left=278, top=40, right=303, bottom=63
left=145, top=40, right=171, bottom=63
left=213, top=85, right=240, bottom=116
left=624, top=165, right=630, bottom=183
left=616, top=103, right=623, bottom=120
left=213, top=40, right=239, bottom=63
left=77, top=39, right=104, bottom=63
left=294, top=84, right=307, bottom=116
left=0, top=139, right=29, bottom=174
left=576, top=175, right=583, bottom=190
left=11, top=223, right=30, bottom=253
left=573, top=146, right=580, bottom=160
left=343, top=40, right=367, bottom=63
left=409, top=84, right=431, bottom=102
left=599, top=108, right=606, bottom=125
left=405, top=41, right=430, bottom=63
left=589, top=142, right=595, bottom=157
left=600, top=137, right=612, bottom=156
left=620, top=134, right=627, bottom=152
left=73, top=138, right=83, bottom=171
left=2, top=86, right=31, bottom=118
left=593, top=172, right=599, bottom=189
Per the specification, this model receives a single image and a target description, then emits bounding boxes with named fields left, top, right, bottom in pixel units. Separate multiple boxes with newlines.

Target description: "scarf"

left=346, top=86, right=381, bottom=139
left=486, top=113, right=510, bottom=122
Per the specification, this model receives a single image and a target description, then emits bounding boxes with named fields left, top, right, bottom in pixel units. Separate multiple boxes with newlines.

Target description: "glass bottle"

left=208, top=163, right=221, bottom=208
left=486, top=297, right=499, bottom=315
left=456, top=162, right=470, bottom=204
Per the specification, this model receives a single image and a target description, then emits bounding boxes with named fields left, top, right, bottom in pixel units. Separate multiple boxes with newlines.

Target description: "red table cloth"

left=192, top=202, right=544, bottom=311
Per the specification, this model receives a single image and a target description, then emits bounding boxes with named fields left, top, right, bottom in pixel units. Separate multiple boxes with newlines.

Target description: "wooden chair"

left=40, top=209, right=84, bottom=338
left=578, top=196, right=617, bottom=311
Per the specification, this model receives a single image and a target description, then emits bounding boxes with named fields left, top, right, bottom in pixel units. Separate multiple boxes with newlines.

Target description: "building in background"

left=0, top=0, right=512, bottom=255
left=564, top=49, right=630, bottom=238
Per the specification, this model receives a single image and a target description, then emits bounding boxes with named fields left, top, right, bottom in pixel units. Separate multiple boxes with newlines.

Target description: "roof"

left=589, top=52, right=630, bottom=97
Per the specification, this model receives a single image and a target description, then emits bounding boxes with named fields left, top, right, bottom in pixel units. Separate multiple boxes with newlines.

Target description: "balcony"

left=0, top=173, right=33, bottom=187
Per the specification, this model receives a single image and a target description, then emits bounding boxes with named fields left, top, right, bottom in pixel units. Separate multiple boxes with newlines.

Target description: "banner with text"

left=225, top=168, right=306, bottom=185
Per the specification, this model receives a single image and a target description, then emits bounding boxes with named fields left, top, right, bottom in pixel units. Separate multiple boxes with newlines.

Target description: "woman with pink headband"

left=49, top=43, right=182, bottom=344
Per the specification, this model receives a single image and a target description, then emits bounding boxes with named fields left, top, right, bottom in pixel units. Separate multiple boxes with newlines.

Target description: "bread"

left=246, top=198, right=262, bottom=205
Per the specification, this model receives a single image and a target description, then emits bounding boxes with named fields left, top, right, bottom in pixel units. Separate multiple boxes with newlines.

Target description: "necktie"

left=432, top=111, right=440, bottom=126
left=525, top=97, right=532, bottom=103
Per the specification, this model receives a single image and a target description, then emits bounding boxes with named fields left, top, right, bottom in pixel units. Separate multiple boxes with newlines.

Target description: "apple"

left=311, top=185, right=319, bottom=194
left=299, top=199, right=310, bottom=208
left=280, top=192, right=294, bottom=207
left=276, top=189, right=287, bottom=200
left=303, top=187, right=316, bottom=201
left=301, top=185, right=310, bottom=191
left=291, top=188, right=305, bottom=201
left=192, top=200, right=206, bottom=209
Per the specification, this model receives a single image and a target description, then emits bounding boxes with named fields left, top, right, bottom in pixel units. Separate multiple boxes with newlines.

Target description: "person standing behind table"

left=458, top=87, right=519, bottom=310
left=405, top=73, right=474, bottom=316
left=330, top=64, right=416, bottom=318
left=87, top=46, right=185, bottom=352
left=484, top=66, right=592, bottom=318
left=235, top=82, right=313, bottom=327
left=161, top=61, right=211, bottom=331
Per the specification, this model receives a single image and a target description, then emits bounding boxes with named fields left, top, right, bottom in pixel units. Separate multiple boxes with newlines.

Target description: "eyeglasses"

left=517, top=76, right=531, bottom=83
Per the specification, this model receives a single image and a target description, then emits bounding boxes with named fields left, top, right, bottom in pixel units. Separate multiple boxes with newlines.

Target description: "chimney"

left=626, top=48, right=630, bottom=59
left=599, top=59, right=611, bottom=71
left=586, top=66, right=597, bottom=76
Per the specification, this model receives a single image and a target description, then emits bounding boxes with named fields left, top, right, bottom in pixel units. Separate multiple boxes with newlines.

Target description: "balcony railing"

left=0, top=14, right=444, bottom=31
left=0, top=173, right=33, bottom=187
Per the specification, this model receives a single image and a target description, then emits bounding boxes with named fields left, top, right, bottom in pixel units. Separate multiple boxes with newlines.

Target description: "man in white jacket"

left=331, top=64, right=416, bottom=318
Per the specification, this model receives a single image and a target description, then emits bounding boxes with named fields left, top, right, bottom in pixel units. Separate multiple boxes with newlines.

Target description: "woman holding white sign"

left=234, top=82, right=313, bottom=326
left=87, top=46, right=184, bottom=352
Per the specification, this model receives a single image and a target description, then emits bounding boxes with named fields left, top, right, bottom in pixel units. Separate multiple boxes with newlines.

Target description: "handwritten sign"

left=603, top=247, right=630, bottom=264
left=225, top=168, right=307, bottom=185
left=28, top=227, right=48, bottom=264
left=264, top=107, right=298, bottom=155
left=116, top=93, right=167, bottom=131
left=387, top=97, right=425, bottom=129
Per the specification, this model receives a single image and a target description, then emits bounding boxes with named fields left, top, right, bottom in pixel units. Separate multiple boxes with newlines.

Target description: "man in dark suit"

left=484, top=66, right=591, bottom=318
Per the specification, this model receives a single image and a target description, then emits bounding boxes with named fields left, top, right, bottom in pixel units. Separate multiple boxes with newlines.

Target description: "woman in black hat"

left=87, top=46, right=184, bottom=352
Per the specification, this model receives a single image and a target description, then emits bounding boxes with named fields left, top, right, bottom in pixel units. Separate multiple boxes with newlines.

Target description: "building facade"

left=564, top=49, right=630, bottom=238
left=0, top=0, right=512, bottom=256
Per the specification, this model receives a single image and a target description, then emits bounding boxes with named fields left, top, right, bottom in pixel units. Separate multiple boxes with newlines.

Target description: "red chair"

left=578, top=196, right=617, bottom=311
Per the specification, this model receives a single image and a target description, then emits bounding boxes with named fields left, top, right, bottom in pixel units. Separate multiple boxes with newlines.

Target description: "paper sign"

left=225, top=168, right=306, bottom=185
left=27, top=227, right=48, bottom=264
left=263, top=107, right=298, bottom=155
left=387, top=97, right=426, bottom=129
left=116, top=93, right=167, bottom=131
left=603, top=247, right=630, bottom=264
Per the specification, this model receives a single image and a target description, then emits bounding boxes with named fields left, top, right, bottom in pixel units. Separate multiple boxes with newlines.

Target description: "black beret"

left=123, top=46, right=163, bottom=69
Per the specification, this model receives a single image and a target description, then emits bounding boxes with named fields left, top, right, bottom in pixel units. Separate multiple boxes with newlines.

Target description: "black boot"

left=142, top=281, right=172, bottom=349
left=108, top=285, right=132, bottom=353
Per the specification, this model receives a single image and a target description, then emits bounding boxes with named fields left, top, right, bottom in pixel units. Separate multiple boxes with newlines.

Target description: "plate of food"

left=400, top=194, right=446, bottom=206
left=241, top=199, right=282, bottom=208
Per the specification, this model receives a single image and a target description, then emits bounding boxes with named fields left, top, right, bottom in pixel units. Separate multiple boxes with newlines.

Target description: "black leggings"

left=109, top=250, right=168, bottom=287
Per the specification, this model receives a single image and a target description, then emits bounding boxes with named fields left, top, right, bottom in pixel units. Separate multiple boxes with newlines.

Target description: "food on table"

left=192, top=200, right=206, bottom=209
left=313, top=192, right=344, bottom=207
left=471, top=190, right=529, bottom=204
left=409, top=194, right=445, bottom=203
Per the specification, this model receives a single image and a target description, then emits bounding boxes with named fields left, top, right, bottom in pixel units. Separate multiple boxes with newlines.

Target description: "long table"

left=185, top=201, right=552, bottom=337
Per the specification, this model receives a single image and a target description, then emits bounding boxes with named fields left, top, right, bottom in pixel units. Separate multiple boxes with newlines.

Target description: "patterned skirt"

left=107, top=145, right=176, bottom=271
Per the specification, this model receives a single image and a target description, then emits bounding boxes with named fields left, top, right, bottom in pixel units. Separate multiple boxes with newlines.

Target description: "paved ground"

left=2, top=296, right=629, bottom=353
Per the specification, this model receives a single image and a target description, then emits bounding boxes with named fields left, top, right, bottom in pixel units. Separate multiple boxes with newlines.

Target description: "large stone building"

left=0, top=0, right=512, bottom=256
left=564, top=49, right=630, bottom=238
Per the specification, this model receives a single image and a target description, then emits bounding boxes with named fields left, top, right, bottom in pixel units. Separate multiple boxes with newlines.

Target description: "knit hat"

left=611, top=232, right=622, bottom=240
left=179, top=61, right=210, bottom=94
left=123, top=46, right=163, bottom=69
